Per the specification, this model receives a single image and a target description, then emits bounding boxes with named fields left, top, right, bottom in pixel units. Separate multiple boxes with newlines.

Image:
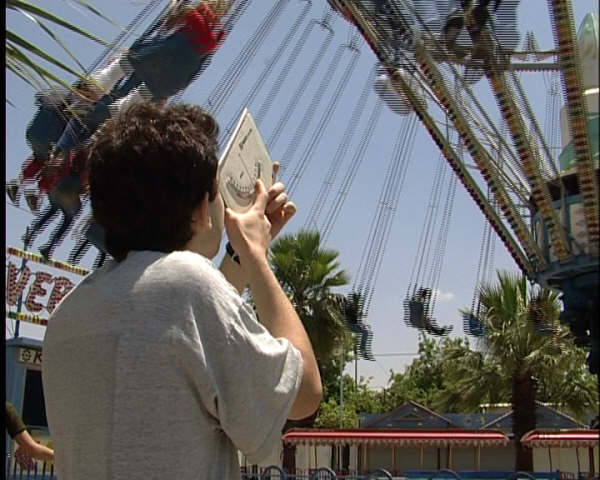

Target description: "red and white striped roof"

left=282, top=429, right=510, bottom=447
left=521, top=430, right=599, bottom=448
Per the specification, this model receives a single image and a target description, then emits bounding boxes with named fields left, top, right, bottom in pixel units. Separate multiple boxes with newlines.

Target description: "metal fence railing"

left=5, top=454, right=55, bottom=480
left=6, top=456, right=598, bottom=480
left=241, top=466, right=395, bottom=479
left=5, top=457, right=394, bottom=480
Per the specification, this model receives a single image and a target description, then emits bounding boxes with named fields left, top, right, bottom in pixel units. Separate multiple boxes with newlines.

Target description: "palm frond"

left=66, top=0, right=122, bottom=29
left=7, top=31, right=88, bottom=81
left=7, top=0, right=108, bottom=46
left=18, top=10, right=87, bottom=72
left=6, top=0, right=117, bottom=99
left=6, top=56, right=46, bottom=91
left=7, top=42, right=78, bottom=92
left=272, top=229, right=350, bottom=361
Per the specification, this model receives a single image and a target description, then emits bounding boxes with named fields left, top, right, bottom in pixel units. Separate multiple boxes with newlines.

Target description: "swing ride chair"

left=7, top=1, right=599, bottom=374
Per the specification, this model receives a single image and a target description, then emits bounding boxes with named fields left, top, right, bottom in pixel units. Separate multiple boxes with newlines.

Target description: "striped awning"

left=282, top=429, right=510, bottom=447
left=521, top=430, right=599, bottom=448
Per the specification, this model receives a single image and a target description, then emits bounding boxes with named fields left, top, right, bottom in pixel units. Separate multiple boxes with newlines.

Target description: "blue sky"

left=6, top=0, right=595, bottom=388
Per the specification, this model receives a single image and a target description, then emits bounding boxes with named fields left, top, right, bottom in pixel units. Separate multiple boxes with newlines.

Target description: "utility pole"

left=14, top=227, right=30, bottom=338
left=339, top=341, right=344, bottom=428
left=354, top=343, right=358, bottom=391
left=339, top=342, right=344, bottom=472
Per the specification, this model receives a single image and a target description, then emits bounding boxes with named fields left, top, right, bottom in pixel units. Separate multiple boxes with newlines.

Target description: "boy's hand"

left=266, top=163, right=296, bottom=240
left=225, top=180, right=271, bottom=264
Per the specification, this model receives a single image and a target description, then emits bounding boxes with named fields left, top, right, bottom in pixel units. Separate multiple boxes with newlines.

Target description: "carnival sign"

left=6, top=247, right=89, bottom=326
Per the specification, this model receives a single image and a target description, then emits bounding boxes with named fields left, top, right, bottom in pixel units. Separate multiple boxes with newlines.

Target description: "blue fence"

left=241, top=466, right=394, bottom=479
left=404, top=471, right=563, bottom=480
left=5, top=456, right=598, bottom=480
left=5, top=454, right=55, bottom=480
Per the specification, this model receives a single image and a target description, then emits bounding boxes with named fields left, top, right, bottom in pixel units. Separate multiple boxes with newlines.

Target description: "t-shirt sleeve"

left=216, top=301, right=303, bottom=463
left=6, top=402, right=27, bottom=439
left=183, top=263, right=303, bottom=464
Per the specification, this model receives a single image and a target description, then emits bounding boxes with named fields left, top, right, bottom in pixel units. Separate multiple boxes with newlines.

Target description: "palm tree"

left=271, top=229, right=349, bottom=473
left=271, top=229, right=350, bottom=363
left=435, top=270, right=598, bottom=471
left=7, top=0, right=113, bottom=96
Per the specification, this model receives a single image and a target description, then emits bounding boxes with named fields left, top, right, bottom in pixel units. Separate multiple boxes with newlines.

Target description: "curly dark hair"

left=88, top=102, right=219, bottom=262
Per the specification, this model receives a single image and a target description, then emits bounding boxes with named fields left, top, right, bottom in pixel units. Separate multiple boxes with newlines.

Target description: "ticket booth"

left=5, top=245, right=87, bottom=458
left=5, top=337, right=52, bottom=455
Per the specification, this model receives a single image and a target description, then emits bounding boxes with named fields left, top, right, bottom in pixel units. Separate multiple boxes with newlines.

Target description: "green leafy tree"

left=315, top=375, right=385, bottom=428
left=319, top=334, right=354, bottom=404
left=383, top=335, right=470, bottom=411
left=435, top=271, right=598, bottom=471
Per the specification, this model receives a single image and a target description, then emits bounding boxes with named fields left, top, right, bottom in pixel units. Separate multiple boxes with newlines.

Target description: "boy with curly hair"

left=42, top=103, right=322, bottom=479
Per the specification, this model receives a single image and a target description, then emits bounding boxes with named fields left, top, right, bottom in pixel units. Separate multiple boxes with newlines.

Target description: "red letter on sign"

left=25, top=271, right=53, bottom=313
left=6, top=263, right=32, bottom=306
left=47, top=277, right=75, bottom=314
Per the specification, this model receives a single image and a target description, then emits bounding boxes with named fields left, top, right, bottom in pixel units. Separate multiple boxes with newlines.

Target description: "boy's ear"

left=191, top=193, right=211, bottom=231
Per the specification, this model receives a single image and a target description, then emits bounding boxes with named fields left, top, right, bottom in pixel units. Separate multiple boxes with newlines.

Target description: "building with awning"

left=521, top=430, right=599, bottom=449
left=283, top=429, right=510, bottom=447
left=521, top=430, right=599, bottom=477
left=282, top=429, right=511, bottom=474
left=240, top=401, right=597, bottom=477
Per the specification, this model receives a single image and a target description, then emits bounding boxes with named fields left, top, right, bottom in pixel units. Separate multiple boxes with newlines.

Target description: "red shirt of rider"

left=179, top=4, right=225, bottom=56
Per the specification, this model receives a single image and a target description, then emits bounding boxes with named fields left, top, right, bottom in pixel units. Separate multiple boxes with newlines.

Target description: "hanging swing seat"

left=404, top=289, right=453, bottom=336
left=462, top=311, right=485, bottom=336
left=423, top=316, right=453, bottom=336
left=358, top=323, right=375, bottom=361
left=405, top=298, right=427, bottom=329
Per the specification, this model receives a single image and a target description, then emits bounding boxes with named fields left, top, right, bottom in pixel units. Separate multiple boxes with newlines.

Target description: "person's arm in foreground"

left=224, top=179, right=322, bottom=420
left=6, top=403, right=54, bottom=468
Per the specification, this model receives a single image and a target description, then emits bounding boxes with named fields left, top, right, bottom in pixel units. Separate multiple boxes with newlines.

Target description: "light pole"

left=339, top=341, right=344, bottom=471
left=14, top=226, right=30, bottom=338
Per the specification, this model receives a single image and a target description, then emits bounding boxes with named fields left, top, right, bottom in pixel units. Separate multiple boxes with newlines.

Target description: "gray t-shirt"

left=42, top=250, right=302, bottom=480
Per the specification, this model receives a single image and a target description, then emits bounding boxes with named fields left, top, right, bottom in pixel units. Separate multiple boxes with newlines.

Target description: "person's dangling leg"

left=54, top=80, right=152, bottom=156
left=68, top=237, right=91, bottom=265
left=23, top=203, right=59, bottom=248
left=6, top=156, right=45, bottom=205
left=16, top=100, right=71, bottom=207
left=26, top=102, right=69, bottom=159
left=38, top=173, right=82, bottom=258
left=443, top=0, right=465, bottom=48
left=85, top=220, right=107, bottom=256
left=93, top=251, right=107, bottom=270
left=53, top=71, right=141, bottom=157
left=107, top=84, right=152, bottom=117
left=412, top=0, right=443, bottom=39
left=53, top=98, right=113, bottom=155
left=21, top=156, right=45, bottom=185
left=470, top=0, right=492, bottom=38
left=30, top=151, right=73, bottom=213
left=371, top=0, right=415, bottom=67
left=6, top=180, right=20, bottom=205
left=39, top=200, right=81, bottom=259
left=86, top=56, right=131, bottom=96
left=115, top=72, right=144, bottom=99
left=391, top=0, right=416, bottom=51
